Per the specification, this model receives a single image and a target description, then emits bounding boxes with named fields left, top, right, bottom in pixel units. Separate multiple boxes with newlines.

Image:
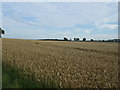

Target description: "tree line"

left=64, top=37, right=120, bottom=42
left=64, top=37, right=94, bottom=41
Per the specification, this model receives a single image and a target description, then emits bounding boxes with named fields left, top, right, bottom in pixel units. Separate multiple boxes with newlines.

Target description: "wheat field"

left=2, top=38, right=118, bottom=88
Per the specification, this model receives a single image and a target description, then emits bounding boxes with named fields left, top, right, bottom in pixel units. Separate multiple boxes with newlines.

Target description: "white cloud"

left=74, top=28, right=93, bottom=34
left=95, top=13, right=118, bottom=30
left=2, top=16, right=45, bottom=39
left=84, top=29, right=93, bottom=34
left=91, top=34, right=118, bottom=40
left=0, top=2, right=2, bottom=26
left=2, top=0, right=119, bottom=2
left=3, top=2, right=118, bottom=28
left=101, top=24, right=118, bottom=30
left=2, top=2, right=118, bottom=39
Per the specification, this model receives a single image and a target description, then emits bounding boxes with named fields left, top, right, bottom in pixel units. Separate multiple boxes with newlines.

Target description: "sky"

left=1, top=2, right=118, bottom=40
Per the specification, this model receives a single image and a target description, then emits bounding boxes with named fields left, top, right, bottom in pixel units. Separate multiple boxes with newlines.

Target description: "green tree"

left=83, top=38, right=86, bottom=41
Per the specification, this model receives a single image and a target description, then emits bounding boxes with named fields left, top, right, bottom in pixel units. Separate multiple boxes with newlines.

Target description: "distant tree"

left=70, top=39, right=72, bottom=41
left=103, top=40, right=105, bottom=42
left=76, top=38, right=79, bottom=41
left=74, top=38, right=76, bottom=41
left=64, top=37, right=68, bottom=41
left=74, top=38, right=79, bottom=41
left=83, top=38, right=86, bottom=41
left=0, top=28, right=5, bottom=38
left=91, top=39, right=94, bottom=41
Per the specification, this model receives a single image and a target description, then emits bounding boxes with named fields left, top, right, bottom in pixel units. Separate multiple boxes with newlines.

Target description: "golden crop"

left=2, top=38, right=118, bottom=88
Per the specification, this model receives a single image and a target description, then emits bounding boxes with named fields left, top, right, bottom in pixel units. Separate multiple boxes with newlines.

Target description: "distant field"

left=2, top=38, right=118, bottom=88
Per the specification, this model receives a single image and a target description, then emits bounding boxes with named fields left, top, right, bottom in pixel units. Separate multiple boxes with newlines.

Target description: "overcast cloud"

left=2, top=2, right=118, bottom=40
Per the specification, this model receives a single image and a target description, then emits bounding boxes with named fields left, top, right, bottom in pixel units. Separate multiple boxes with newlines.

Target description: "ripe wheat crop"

left=2, top=38, right=118, bottom=88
